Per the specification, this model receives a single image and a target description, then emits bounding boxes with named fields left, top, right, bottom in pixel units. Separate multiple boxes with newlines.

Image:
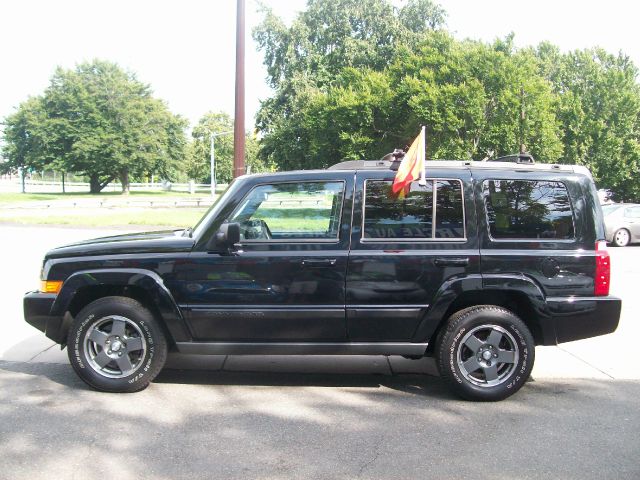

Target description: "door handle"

left=302, top=259, right=337, bottom=267
left=434, top=257, right=470, bottom=267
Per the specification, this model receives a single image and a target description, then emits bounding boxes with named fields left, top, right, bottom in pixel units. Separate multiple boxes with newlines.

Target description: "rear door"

left=346, top=168, right=480, bottom=342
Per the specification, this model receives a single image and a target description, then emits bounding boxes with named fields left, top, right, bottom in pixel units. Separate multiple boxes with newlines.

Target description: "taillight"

left=594, top=240, right=610, bottom=296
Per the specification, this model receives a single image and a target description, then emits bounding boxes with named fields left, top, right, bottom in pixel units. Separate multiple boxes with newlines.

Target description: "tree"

left=255, top=0, right=640, bottom=201
left=1, top=97, right=50, bottom=175
left=188, top=111, right=273, bottom=184
left=390, top=34, right=562, bottom=161
left=255, top=28, right=563, bottom=169
left=536, top=45, right=640, bottom=201
left=1, top=60, right=187, bottom=193
left=253, top=0, right=447, bottom=170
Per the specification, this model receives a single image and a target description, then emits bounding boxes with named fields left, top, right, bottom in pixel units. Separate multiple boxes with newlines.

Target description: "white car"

left=603, top=203, right=640, bottom=247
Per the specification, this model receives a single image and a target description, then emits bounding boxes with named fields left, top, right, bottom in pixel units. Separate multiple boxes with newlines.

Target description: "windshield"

left=191, top=180, right=237, bottom=238
left=601, top=204, right=623, bottom=216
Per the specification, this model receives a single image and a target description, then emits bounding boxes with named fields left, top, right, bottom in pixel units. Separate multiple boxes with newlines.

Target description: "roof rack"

left=487, top=153, right=535, bottom=164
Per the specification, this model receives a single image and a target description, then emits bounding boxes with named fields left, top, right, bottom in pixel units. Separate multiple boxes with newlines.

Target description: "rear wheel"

left=613, top=228, right=630, bottom=247
left=67, top=296, right=168, bottom=392
left=436, top=305, right=535, bottom=401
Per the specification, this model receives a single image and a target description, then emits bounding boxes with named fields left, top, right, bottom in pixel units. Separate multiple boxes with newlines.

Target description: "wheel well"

left=65, top=285, right=172, bottom=346
left=425, top=289, right=544, bottom=354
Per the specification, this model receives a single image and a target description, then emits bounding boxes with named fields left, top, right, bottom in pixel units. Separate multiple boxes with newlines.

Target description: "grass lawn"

left=0, top=207, right=208, bottom=228
left=0, top=190, right=208, bottom=205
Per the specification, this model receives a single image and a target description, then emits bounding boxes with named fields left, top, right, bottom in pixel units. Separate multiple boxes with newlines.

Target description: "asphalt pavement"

left=1, top=225, right=639, bottom=479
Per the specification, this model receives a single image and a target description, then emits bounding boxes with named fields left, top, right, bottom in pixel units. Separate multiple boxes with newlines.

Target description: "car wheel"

left=613, top=228, right=630, bottom=247
left=67, top=296, right=168, bottom=393
left=436, top=305, right=535, bottom=401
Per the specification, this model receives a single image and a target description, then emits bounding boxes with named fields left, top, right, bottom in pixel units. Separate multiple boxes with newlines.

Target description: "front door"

left=179, top=174, right=353, bottom=341
left=346, top=169, right=480, bottom=342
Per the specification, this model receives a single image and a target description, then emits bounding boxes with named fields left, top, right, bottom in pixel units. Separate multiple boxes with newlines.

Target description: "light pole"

left=210, top=130, right=233, bottom=196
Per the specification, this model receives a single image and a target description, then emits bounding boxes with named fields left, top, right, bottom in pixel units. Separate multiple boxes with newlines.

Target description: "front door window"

left=228, top=181, right=345, bottom=241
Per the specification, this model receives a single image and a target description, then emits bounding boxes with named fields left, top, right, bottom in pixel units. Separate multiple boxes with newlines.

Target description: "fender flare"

left=412, top=273, right=555, bottom=344
left=51, top=268, right=190, bottom=343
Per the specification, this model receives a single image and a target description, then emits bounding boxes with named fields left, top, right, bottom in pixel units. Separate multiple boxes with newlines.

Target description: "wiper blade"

left=182, top=227, right=193, bottom=238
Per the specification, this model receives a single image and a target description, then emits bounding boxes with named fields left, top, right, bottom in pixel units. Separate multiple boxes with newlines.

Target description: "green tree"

left=2, top=60, right=187, bottom=193
left=253, top=0, right=446, bottom=170
left=391, top=33, right=562, bottom=161
left=188, top=111, right=273, bottom=184
left=536, top=45, right=640, bottom=201
left=1, top=97, right=50, bottom=175
left=256, top=29, right=562, bottom=169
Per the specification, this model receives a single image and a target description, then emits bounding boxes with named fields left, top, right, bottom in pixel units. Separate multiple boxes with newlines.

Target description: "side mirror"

left=207, top=222, right=241, bottom=251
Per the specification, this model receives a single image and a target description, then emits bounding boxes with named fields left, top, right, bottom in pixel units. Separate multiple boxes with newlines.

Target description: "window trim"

left=482, top=178, right=576, bottom=243
left=227, top=180, right=346, bottom=244
left=361, top=178, right=467, bottom=243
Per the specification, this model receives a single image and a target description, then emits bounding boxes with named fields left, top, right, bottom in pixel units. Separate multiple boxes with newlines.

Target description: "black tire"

left=612, top=228, right=631, bottom=247
left=436, top=305, right=535, bottom=401
left=67, top=296, right=168, bottom=393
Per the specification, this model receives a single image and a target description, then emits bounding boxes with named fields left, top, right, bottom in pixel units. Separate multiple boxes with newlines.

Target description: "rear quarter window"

left=483, top=179, right=575, bottom=240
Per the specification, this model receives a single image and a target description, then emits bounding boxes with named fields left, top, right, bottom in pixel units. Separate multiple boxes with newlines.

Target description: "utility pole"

left=210, top=130, right=233, bottom=196
left=519, top=86, right=526, bottom=154
left=233, top=0, right=246, bottom=178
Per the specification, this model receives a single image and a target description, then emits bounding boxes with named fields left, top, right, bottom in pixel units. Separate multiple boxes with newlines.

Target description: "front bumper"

left=23, top=291, right=65, bottom=343
left=548, top=295, right=621, bottom=344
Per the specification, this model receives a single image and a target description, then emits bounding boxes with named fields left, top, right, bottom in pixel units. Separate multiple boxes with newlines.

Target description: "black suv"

left=24, top=159, right=621, bottom=401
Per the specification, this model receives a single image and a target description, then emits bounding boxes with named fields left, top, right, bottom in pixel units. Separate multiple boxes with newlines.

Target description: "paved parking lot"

left=1, top=226, right=639, bottom=479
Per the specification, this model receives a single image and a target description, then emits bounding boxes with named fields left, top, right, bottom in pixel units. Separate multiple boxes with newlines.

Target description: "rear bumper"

left=23, top=291, right=65, bottom=343
left=547, top=296, right=621, bottom=344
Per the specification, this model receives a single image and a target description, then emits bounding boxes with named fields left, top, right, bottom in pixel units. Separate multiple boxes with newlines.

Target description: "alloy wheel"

left=456, top=324, right=519, bottom=387
left=83, top=315, right=147, bottom=378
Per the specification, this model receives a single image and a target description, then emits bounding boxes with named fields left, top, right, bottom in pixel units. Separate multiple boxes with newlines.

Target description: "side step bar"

left=175, top=342, right=429, bottom=356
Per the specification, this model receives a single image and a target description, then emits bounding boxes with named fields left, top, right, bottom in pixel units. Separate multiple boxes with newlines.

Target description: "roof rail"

left=488, top=153, right=535, bottom=164
left=328, top=159, right=394, bottom=170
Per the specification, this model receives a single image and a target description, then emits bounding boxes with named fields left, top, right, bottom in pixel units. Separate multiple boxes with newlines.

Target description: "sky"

left=1, top=0, right=639, bottom=133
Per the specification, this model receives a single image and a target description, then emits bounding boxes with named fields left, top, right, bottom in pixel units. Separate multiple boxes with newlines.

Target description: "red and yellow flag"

left=392, top=126, right=426, bottom=197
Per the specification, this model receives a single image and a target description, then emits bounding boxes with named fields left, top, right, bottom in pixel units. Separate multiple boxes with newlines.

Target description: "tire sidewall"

left=613, top=228, right=630, bottom=247
left=441, top=308, right=534, bottom=401
left=68, top=298, right=165, bottom=392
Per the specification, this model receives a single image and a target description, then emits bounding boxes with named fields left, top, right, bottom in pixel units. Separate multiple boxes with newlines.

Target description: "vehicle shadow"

left=156, top=368, right=453, bottom=399
left=0, top=358, right=453, bottom=400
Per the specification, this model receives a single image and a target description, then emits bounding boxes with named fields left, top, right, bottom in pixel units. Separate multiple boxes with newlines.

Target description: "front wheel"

left=67, top=296, right=168, bottom=392
left=436, top=305, right=535, bottom=401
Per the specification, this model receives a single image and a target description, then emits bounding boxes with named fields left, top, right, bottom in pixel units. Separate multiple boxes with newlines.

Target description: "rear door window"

left=363, top=179, right=464, bottom=240
left=483, top=180, right=574, bottom=240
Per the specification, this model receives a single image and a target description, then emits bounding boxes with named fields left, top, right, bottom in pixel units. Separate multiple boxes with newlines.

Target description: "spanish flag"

left=392, top=126, right=426, bottom=197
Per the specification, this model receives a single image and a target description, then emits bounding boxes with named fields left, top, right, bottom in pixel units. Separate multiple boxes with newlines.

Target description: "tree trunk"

left=89, top=174, right=102, bottom=194
left=120, top=169, right=130, bottom=195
